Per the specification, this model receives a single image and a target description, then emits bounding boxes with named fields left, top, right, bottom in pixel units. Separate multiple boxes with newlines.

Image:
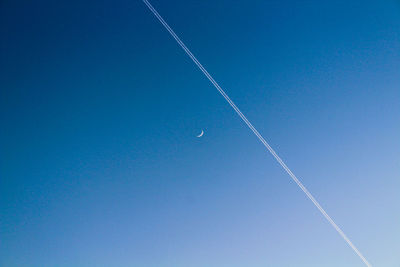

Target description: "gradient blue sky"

left=1, top=0, right=400, bottom=266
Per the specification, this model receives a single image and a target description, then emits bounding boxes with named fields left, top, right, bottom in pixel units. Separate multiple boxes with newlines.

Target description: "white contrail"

left=142, top=0, right=371, bottom=266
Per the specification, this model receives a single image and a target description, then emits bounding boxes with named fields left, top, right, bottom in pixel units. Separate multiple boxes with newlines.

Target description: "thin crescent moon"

left=196, top=130, right=204, bottom=138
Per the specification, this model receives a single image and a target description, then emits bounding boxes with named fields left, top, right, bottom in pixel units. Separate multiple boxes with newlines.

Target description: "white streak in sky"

left=142, top=1, right=371, bottom=266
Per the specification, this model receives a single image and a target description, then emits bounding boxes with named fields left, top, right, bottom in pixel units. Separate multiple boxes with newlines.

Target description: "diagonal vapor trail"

left=142, top=0, right=371, bottom=266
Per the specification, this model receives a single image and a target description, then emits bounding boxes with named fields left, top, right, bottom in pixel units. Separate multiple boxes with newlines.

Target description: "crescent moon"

left=196, top=130, right=204, bottom=138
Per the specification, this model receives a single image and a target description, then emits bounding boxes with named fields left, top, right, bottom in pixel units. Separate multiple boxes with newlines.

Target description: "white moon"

left=196, top=130, right=204, bottom=138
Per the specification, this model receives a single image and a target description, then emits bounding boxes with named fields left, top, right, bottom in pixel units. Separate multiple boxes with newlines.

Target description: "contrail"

left=142, top=0, right=371, bottom=266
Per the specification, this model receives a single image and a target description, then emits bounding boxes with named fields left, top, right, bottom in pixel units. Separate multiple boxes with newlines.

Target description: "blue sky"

left=1, top=0, right=400, bottom=266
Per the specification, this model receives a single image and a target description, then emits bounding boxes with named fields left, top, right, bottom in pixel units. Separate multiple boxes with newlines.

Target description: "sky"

left=1, top=0, right=400, bottom=266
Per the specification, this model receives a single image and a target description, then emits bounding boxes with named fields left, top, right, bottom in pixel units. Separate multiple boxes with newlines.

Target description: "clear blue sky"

left=1, top=0, right=399, bottom=266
